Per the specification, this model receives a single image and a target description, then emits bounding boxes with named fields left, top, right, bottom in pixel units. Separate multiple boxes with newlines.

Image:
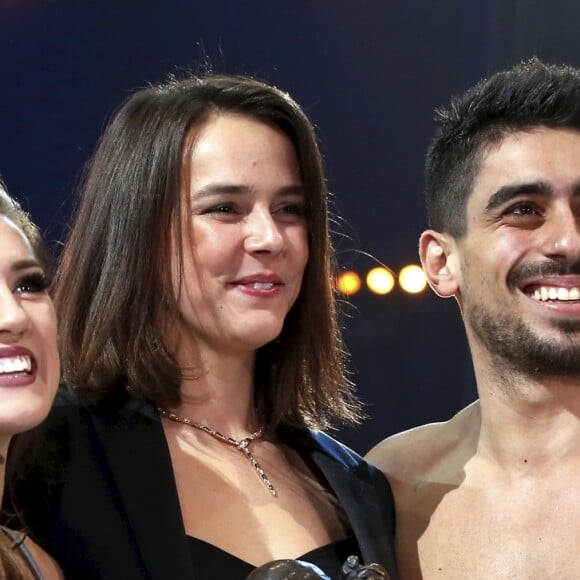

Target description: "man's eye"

left=506, top=203, right=540, bottom=217
left=15, top=273, right=49, bottom=294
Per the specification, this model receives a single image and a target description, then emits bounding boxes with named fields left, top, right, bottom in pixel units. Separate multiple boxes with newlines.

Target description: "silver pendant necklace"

left=157, top=407, right=278, bottom=497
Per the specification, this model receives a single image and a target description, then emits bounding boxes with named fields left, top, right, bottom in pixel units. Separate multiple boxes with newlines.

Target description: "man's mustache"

left=507, top=259, right=580, bottom=289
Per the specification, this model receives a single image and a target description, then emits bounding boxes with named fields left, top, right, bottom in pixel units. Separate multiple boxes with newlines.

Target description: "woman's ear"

left=419, top=230, right=460, bottom=298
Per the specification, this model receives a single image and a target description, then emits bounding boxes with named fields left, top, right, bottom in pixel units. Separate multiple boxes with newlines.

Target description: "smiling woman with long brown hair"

left=9, top=75, right=398, bottom=579
left=0, top=182, right=61, bottom=579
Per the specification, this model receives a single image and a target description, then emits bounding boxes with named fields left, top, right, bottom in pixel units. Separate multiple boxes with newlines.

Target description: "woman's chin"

left=230, top=325, right=285, bottom=353
left=0, top=400, right=52, bottom=437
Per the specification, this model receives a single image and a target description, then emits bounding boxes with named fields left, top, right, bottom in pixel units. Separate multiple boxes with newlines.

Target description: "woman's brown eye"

left=15, top=272, right=49, bottom=294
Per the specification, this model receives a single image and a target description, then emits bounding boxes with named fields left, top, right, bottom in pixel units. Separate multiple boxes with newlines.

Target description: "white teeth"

left=530, top=287, right=580, bottom=302
left=250, top=282, right=274, bottom=290
left=0, top=355, right=32, bottom=375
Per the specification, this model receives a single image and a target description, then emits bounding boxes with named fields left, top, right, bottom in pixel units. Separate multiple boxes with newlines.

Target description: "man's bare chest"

left=396, top=478, right=580, bottom=579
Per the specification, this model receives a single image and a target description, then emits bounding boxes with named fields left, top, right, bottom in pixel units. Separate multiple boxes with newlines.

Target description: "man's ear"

left=419, top=230, right=460, bottom=298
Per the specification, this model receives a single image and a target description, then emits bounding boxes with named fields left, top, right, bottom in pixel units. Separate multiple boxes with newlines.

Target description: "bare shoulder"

left=366, top=400, right=481, bottom=483
left=23, top=537, right=64, bottom=580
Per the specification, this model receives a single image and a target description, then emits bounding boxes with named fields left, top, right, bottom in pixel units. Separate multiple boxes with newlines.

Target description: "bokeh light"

left=366, top=267, right=395, bottom=295
left=399, top=264, right=427, bottom=294
left=336, top=270, right=362, bottom=295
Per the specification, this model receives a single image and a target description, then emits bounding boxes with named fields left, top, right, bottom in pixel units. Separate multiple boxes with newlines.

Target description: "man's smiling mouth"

left=529, top=286, right=580, bottom=302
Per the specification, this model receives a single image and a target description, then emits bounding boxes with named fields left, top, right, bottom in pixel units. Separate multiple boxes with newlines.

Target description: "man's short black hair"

left=425, top=57, right=580, bottom=236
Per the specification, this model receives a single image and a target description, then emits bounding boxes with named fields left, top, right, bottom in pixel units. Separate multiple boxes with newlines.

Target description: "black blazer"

left=12, top=390, right=398, bottom=579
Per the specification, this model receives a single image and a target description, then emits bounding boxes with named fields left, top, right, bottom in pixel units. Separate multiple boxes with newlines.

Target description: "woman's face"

left=0, top=216, right=59, bottom=439
left=171, top=113, right=309, bottom=360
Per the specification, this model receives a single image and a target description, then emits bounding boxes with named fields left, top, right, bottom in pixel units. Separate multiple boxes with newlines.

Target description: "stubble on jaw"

left=465, top=295, right=580, bottom=384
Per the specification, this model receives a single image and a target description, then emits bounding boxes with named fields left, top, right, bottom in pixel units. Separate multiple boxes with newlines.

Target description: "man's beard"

left=466, top=300, right=580, bottom=378
left=461, top=257, right=580, bottom=378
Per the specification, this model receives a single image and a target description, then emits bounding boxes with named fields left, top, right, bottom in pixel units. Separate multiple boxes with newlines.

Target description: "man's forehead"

left=471, top=127, right=580, bottom=200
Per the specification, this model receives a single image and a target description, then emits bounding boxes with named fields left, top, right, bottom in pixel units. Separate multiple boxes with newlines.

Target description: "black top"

left=188, top=535, right=360, bottom=579
left=6, top=389, right=398, bottom=579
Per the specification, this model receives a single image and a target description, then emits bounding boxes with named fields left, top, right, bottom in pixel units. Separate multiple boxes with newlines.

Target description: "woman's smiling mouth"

left=0, top=354, right=32, bottom=375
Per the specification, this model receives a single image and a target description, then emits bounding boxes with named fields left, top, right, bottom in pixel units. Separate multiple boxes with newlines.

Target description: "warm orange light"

left=399, top=264, right=427, bottom=294
left=366, top=267, right=395, bottom=295
left=336, top=271, right=362, bottom=295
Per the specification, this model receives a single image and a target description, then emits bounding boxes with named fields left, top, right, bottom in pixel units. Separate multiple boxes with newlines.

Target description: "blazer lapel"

left=86, top=401, right=397, bottom=579
left=288, top=429, right=399, bottom=580
left=88, top=396, right=195, bottom=579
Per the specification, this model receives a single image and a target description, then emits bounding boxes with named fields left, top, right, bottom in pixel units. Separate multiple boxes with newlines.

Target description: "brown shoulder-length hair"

left=54, top=74, right=361, bottom=430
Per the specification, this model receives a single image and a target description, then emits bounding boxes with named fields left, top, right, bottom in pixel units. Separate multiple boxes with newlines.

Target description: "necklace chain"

left=157, top=407, right=277, bottom=497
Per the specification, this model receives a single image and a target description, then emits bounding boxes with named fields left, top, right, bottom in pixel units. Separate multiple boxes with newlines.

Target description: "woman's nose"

left=243, top=209, right=285, bottom=254
left=0, top=289, right=30, bottom=342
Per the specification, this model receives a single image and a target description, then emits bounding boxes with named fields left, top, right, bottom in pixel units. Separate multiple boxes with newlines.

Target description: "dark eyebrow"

left=193, top=184, right=306, bottom=198
left=485, top=182, right=551, bottom=212
left=278, top=185, right=306, bottom=197
left=11, top=259, right=41, bottom=272
left=193, top=184, right=250, bottom=198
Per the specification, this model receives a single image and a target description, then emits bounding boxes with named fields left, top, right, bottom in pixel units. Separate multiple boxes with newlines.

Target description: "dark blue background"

left=1, top=0, right=579, bottom=452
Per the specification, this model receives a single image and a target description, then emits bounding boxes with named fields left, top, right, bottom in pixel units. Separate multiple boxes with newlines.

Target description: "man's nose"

left=541, top=205, right=580, bottom=260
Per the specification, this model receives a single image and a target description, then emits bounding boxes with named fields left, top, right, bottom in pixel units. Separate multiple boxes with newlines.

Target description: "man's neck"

left=473, top=365, right=580, bottom=475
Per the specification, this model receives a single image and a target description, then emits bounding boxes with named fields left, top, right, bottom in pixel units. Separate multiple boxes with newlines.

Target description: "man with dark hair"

left=367, top=57, right=580, bottom=578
